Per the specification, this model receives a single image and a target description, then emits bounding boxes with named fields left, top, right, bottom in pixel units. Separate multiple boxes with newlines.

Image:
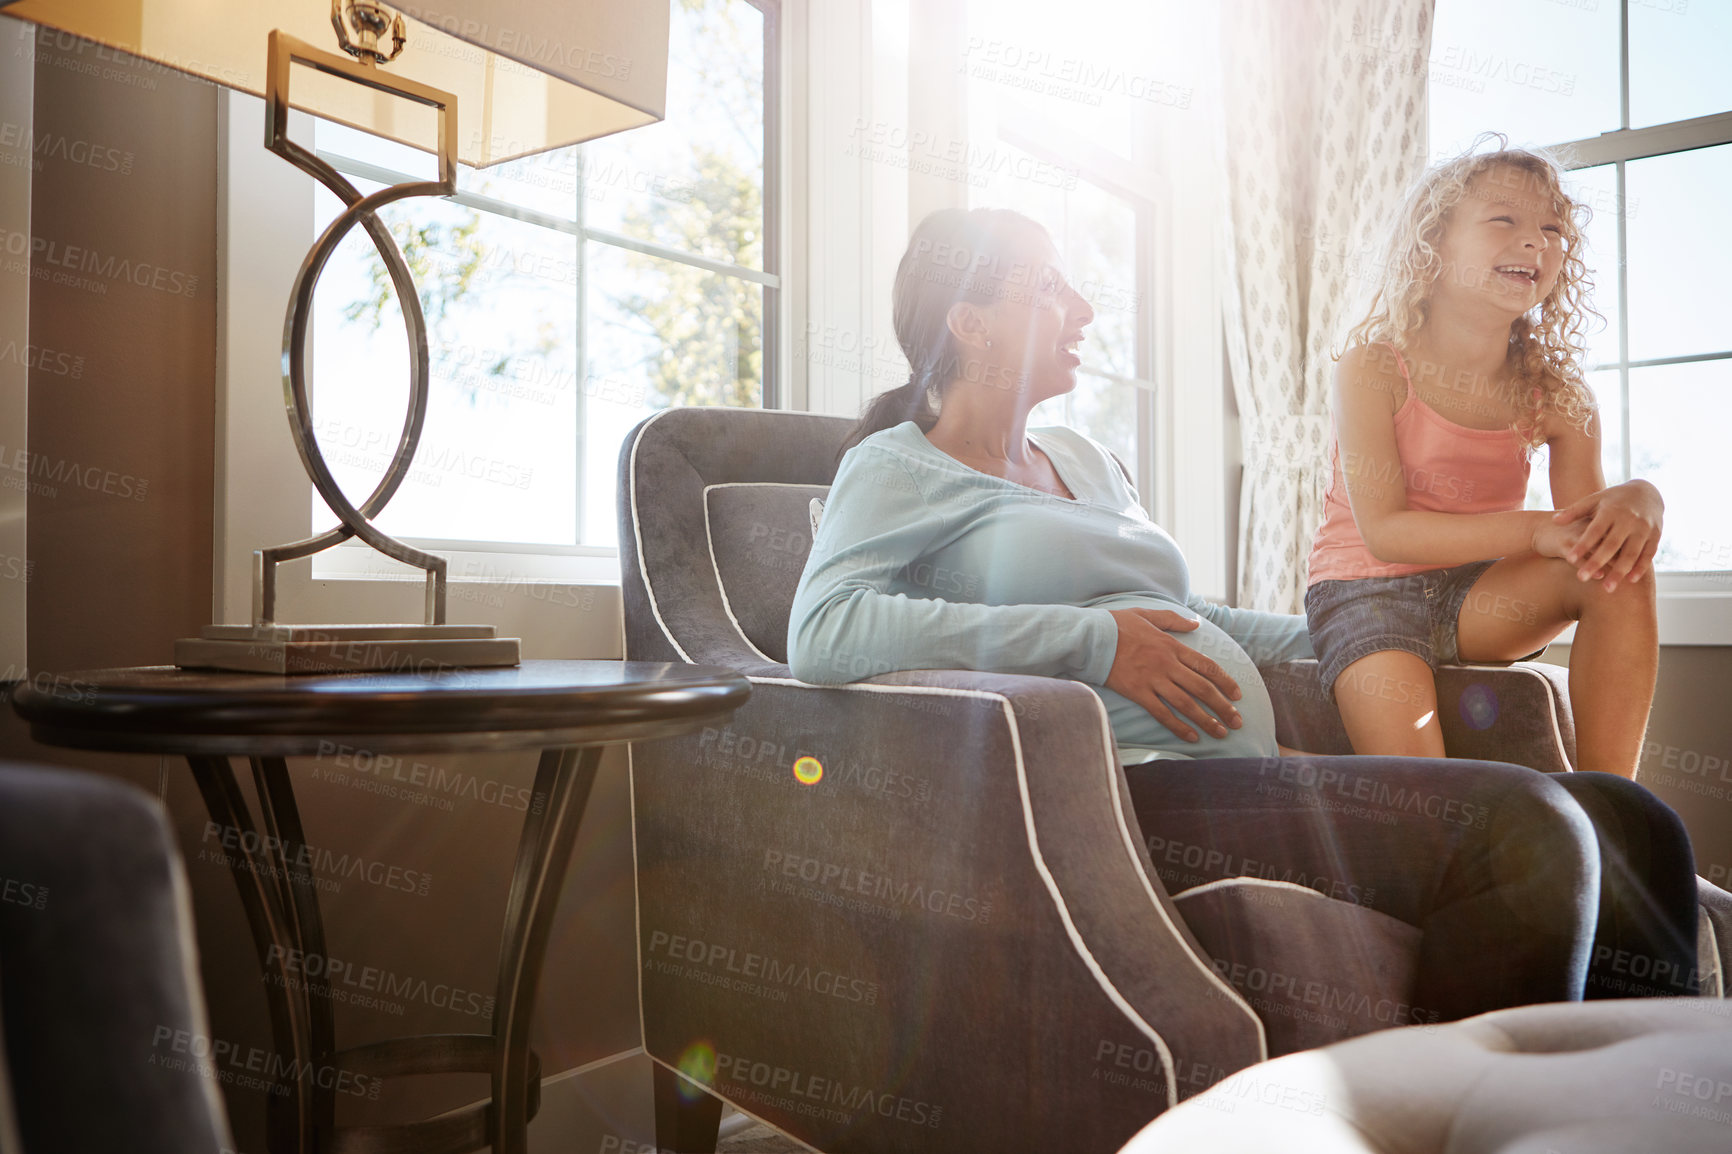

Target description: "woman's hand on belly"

left=1105, top=607, right=1244, bottom=743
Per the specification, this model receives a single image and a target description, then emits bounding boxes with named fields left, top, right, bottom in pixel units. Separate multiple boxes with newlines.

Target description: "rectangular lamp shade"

left=0, top=0, right=669, bottom=165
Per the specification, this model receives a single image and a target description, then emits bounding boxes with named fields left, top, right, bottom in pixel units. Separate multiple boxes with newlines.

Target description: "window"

left=1430, top=0, right=1732, bottom=579
left=955, top=0, right=1210, bottom=533
left=307, top=0, right=777, bottom=558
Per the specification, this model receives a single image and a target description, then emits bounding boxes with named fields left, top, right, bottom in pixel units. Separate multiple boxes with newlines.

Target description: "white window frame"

left=989, top=112, right=1231, bottom=601
left=929, top=4, right=1232, bottom=601
left=1536, top=3, right=1732, bottom=645
left=304, top=142, right=778, bottom=576
left=213, top=2, right=783, bottom=645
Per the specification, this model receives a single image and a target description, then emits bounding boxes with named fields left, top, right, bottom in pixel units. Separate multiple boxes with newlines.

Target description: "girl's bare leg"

left=1455, top=552, right=1657, bottom=777
left=1332, top=649, right=1447, bottom=758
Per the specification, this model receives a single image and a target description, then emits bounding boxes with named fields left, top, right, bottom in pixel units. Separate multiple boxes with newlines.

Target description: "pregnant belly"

left=1089, top=609, right=1279, bottom=760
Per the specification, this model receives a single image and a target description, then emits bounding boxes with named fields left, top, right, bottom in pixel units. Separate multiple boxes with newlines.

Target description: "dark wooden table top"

left=9, top=659, right=751, bottom=756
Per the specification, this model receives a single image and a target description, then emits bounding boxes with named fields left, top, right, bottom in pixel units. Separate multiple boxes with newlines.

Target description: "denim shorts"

left=1304, top=560, right=1500, bottom=700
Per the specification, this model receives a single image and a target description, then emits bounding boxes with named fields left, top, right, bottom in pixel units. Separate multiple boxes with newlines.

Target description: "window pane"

left=316, top=119, right=439, bottom=180
left=972, top=167, right=1141, bottom=447
left=1562, top=164, right=1621, bottom=371
left=1524, top=369, right=1621, bottom=510
left=1630, top=0, right=1732, bottom=129
left=315, top=102, right=583, bottom=223
left=974, top=175, right=1138, bottom=380
left=583, top=241, right=761, bottom=545
left=1626, top=143, right=1732, bottom=361
left=1589, top=367, right=1625, bottom=486
left=312, top=185, right=579, bottom=546
left=581, top=0, right=764, bottom=269
left=1058, top=181, right=1138, bottom=381
left=1034, top=370, right=1136, bottom=466
left=1428, top=0, right=1619, bottom=158
left=460, top=150, right=581, bottom=222
left=580, top=356, right=659, bottom=553
left=963, top=0, right=1179, bottom=163
left=1628, top=359, right=1731, bottom=573
left=1524, top=442, right=1550, bottom=511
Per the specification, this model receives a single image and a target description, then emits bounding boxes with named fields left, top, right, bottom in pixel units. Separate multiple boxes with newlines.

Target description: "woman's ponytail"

left=836, top=206, right=1037, bottom=463
left=837, top=374, right=937, bottom=458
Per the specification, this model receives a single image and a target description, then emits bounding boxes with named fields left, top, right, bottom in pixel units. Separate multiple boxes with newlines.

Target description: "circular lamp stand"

left=176, top=31, right=519, bottom=674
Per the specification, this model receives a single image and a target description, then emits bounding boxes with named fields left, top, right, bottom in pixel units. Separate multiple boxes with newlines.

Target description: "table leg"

left=185, top=755, right=318, bottom=1154
left=252, top=756, right=338, bottom=1141
left=489, top=746, right=603, bottom=1154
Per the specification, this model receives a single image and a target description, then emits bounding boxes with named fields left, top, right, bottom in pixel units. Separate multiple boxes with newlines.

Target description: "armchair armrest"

left=0, top=762, right=233, bottom=1154
left=631, top=668, right=1264, bottom=1154
left=1262, top=659, right=1576, bottom=774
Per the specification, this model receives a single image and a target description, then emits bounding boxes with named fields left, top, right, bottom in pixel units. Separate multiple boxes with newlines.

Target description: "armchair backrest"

left=615, top=406, right=1579, bottom=777
left=617, top=406, right=852, bottom=671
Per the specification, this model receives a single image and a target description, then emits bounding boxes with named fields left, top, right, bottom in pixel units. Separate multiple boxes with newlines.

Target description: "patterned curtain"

left=1220, top=0, right=1435, bottom=612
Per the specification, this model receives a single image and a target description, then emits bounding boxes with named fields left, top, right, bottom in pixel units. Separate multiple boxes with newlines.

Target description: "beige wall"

left=0, top=21, right=30, bottom=673
left=21, top=24, right=218, bottom=679
left=0, top=28, right=650, bottom=1153
left=1645, top=649, right=1732, bottom=895
left=1547, top=644, right=1732, bottom=895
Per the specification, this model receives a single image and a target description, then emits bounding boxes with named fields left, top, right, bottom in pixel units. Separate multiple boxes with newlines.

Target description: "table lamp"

left=1, top=0, right=669, bottom=673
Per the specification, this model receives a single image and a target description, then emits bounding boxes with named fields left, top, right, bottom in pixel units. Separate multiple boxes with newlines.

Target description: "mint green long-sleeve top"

left=786, top=421, right=1314, bottom=764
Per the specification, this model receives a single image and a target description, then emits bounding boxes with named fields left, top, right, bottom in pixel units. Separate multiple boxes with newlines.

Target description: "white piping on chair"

left=1463, top=662, right=1573, bottom=772
left=1508, top=663, right=1573, bottom=771
left=626, top=409, right=694, bottom=662
left=702, top=484, right=777, bottom=664
left=701, top=482, right=830, bottom=666
left=1171, top=877, right=1326, bottom=902
left=628, top=414, right=835, bottom=665
left=998, top=693, right=1180, bottom=1111
left=1093, top=702, right=1268, bottom=1060
left=705, top=482, right=831, bottom=489
left=753, top=675, right=1193, bottom=1110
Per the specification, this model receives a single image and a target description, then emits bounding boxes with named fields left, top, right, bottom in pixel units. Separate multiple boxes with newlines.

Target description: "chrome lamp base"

left=172, top=34, right=523, bottom=677
left=175, top=624, right=521, bottom=675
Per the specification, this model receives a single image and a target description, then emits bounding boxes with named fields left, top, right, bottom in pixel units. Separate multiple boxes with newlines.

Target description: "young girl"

left=1306, top=143, right=1664, bottom=777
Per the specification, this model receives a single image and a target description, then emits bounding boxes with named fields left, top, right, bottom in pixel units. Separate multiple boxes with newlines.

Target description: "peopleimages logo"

left=646, top=930, right=879, bottom=1005
left=263, top=945, right=494, bottom=1019
left=0, top=121, right=134, bottom=174
left=150, top=1026, right=382, bottom=1100
left=0, top=228, right=198, bottom=297
left=712, top=1051, right=944, bottom=1129
left=762, top=849, right=992, bottom=924
left=199, top=821, right=432, bottom=897
left=0, top=443, right=149, bottom=501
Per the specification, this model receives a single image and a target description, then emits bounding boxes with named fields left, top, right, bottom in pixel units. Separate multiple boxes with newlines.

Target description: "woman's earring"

left=985, top=338, right=993, bottom=349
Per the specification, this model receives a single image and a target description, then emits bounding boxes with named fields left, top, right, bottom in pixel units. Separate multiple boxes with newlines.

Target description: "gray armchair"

left=0, top=759, right=233, bottom=1154
left=617, top=407, right=1585, bottom=1154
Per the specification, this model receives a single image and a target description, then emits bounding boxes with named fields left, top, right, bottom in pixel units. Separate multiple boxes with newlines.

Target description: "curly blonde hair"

left=1340, top=136, right=1600, bottom=446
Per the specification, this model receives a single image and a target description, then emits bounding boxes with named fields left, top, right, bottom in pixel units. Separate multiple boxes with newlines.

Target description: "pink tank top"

left=1308, top=344, right=1531, bottom=584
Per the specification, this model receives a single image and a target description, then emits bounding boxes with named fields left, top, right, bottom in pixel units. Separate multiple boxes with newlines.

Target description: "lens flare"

left=1459, top=683, right=1499, bottom=731
left=793, top=756, right=824, bottom=785
left=676, top=1041, right=717, bottom=1098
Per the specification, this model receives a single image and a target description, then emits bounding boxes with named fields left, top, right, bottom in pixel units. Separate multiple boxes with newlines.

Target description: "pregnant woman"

left=787, top=206, right=1703, bottom=1017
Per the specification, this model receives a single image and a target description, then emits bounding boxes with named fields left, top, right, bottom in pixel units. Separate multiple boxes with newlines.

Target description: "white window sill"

left=314, top=539, right=621, bottom=587
left=1546, top=580, right=1732, bottom=648
left=1657, top=586, right=1732, bottom=647
left=313, top=544, right=1732, bottom=645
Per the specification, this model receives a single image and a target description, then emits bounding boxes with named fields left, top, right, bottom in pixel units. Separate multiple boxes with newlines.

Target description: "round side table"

left=11, top=659, right=749, bottom=1154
